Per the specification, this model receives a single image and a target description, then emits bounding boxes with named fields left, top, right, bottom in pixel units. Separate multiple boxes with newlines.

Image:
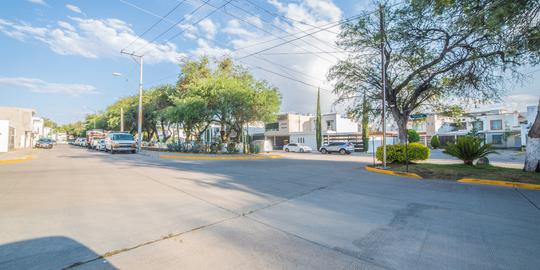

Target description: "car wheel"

left=321, top=148, right=327, bottom=154
left=111, top=149, right=115, bottom=154
left=299, top=148, right=304, bottom=153
left=131, top=150, right=136, bottom=154
left=285, top=148, right=289, bottom=152
left=339, top=149, right=346, bottom=155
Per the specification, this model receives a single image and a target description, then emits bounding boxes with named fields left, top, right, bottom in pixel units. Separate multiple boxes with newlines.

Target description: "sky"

left=0, top=0, right=538, bottom=125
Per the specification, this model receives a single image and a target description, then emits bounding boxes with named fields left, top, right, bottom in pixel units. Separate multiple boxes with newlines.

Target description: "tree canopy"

left=329, top=0, right=540, bottom=142
left=61, top=58, right=280, bottom=144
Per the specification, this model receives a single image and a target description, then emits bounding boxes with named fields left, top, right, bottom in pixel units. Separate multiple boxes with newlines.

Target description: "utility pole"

left=120, top=107, right=124, bottom=132
left=120, top=50, right=143, bottom=152
left=379, top=4, right=387, bottom=168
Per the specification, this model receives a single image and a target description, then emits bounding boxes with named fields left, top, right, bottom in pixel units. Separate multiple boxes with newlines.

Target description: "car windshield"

left=112, top=134, right=133, bottom=140
left=38, top=139, right=50, bottom=143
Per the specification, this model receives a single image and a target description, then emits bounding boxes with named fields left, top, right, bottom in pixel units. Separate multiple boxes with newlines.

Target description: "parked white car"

left=95, top=139, right=106, bottom=151
left=319, top=142, right=355, bottom=155
left=283, top=143, right=312, bottom=153
left=105, top=132, right=136, bottom=154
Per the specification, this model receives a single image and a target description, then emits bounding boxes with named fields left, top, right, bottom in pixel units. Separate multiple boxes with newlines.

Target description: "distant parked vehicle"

left=35, top=138, right=53, bottom=149
left=283, top=143, right=312, bottom=153
left=105, top=132, right=136, bottom=154
left=319, top=142, right=354, bottom=155
left=95, top=139, right=106, bottom=151
left=79, top=138, right=87, bottom=147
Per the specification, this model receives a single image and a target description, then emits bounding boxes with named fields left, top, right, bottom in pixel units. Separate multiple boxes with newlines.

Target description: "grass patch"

left=389, top=163, right=540, bottom=184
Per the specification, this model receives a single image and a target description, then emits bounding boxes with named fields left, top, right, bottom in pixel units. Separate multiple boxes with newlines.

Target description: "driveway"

left=0, top=145, right=538, bottom=269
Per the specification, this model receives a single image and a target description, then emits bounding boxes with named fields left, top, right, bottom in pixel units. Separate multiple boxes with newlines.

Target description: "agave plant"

left=444, top=136, right=497, bottom=166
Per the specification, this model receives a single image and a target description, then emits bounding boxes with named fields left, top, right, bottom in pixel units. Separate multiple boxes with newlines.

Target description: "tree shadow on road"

left=0, top=236, right=117, bottom=270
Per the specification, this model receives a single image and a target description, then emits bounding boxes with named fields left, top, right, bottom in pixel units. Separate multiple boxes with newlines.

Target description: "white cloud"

left=0, top=77, right=98, bottom=95
left=65, top=4, right=82, bottom=14
left=27, top=0, right=47, bottom=6
left=199, top=19, right=217, bottom=39
left=0, top=17, right=185, bottom=64
left=190, top=39, right=232, bottom=58
left=195, top=0, right=345, bottom=114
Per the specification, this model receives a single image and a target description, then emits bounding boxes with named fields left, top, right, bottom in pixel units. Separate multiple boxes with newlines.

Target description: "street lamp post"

left=117, top=50, right=143, bottom=152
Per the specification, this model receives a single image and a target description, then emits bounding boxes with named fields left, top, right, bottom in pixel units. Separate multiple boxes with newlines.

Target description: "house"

left=411, top=108, right=524, bottom=148
left=0, top=107, right=43, bottom=152
left=263, top=112, right=362, bottom=151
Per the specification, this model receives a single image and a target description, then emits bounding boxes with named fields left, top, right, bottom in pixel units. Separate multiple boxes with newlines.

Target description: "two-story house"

left=263, top=112, right=361, bottom=151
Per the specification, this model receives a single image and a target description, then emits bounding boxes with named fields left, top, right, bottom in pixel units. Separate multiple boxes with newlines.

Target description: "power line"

left=244, top=63, right=333, bottom=93
left=141, top=0, right=233, bottom=55
left=236, top=2, right=404, bottom=60
left=241, top=0, right=340, bottom=35
left=260, top=51, right=365, bottom=55
left=134, top=0, right=212, bottom=54
left=120, top=0, right=188, bottom=51
left=239, top=0, right=344, bottom=52
left=224, top=1, right=339, bottom=63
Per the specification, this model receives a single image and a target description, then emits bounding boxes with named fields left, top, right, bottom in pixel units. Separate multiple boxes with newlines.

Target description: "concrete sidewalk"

left=0, top=148, right=35, bottom=162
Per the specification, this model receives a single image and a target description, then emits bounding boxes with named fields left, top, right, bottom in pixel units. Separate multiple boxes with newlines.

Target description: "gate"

left=8, top=127, right=15, bottom=150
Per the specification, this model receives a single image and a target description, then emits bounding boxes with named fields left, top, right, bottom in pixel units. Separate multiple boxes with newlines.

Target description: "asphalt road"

left=1, top=145, right=539, bottom=270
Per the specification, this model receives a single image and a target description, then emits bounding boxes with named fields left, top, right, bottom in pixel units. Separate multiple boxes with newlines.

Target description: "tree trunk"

left=391, top=107, right=409, bottom=143
left=524, top=99, right=540, bottom=172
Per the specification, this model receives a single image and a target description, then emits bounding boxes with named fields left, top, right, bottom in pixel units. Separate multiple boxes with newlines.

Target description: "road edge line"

left=458, top=178, right=540, bottom=190
left=0, top=156, right=33, bottom=164
left=364, top=165, right=422, bottom=179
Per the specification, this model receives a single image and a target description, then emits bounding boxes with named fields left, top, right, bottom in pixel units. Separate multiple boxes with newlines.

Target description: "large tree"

left=524, top=99, right=540, bottom=172
left=329, top=0, right=540, bottom=142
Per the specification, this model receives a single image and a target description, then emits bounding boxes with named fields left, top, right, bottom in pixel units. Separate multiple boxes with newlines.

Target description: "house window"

left=326, top=120, right=335, bottom=131
left=492, top=134, right=503, bottom=144
left=472, top=121, right=483, bottom=131
left=490, top=120, right=502, bottom=130
left=297, top=137, right=304, bottom=143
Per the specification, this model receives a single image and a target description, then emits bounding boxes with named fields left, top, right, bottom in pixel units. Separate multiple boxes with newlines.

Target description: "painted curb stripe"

left=458, top=178, right=540, bottom=190
left=364, top=166, right=422, bottom=179
left=0, top=156, right=33, bottom=164
left=159, top=154, right=282, bottom=160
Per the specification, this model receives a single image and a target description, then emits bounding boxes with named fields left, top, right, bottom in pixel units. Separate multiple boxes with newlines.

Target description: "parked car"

left=79, top=138, right=87, bottom=147
left=105, top=132, right=136, bottom=154
left=283, top=143, right=312, bottom=153
left=95, top=139, right=106, bottom=151
left=319, top=142, right=354, bottom=154
left=35, top=138, right=53, bottom=149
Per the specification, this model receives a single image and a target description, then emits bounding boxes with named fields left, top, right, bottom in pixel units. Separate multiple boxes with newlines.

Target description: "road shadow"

left=0, top=236, right=116, bottom=270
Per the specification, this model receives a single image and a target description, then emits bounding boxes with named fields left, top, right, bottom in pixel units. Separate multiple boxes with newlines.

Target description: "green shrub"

left=249, top=144, right=261, bottom=154
left=443, top=135, right=497, bottom=166
left=407, top=129, right=420, bottom=143
left=376, top=143, right=430, bottom=163
left=430, top=135, right=440, bottom=149
left=226, top=142, right=238, bottom=153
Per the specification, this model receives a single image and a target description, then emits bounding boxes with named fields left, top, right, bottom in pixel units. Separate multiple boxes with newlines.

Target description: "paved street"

left=1, top=145, right=539, bottom=270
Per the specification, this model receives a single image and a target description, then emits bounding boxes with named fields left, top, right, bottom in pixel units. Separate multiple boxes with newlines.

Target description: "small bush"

left=430, top=135, right=440, bottom=149
left=226, top=142, right=238, bottom=153
left=407, top=129, right=420, bottom=143
left=443, top=135, right=497, bottom=166
left=249, top=144, right=261, bottom=154
left=376, top=143, right=430, bottom=163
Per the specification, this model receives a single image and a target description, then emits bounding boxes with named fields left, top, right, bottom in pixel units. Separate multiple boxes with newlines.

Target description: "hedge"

left=376, top=143, right=430, bottom=163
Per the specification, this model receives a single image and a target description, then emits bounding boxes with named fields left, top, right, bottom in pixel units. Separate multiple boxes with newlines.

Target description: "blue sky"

left=0, top=0, right=538, bottom=124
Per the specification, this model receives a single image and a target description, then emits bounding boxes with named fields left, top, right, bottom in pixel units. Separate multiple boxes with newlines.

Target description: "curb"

left=364, top=166, right=422, bottom=179
left=159, top=154, right=282, bottom=161
left=458, top=178, right=540, bottom=191
left=0, top=156, right=33, bottom=164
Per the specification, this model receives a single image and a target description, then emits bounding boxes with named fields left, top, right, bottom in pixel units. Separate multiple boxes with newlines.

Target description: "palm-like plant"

left=444, top=136, right=498, bottom=166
